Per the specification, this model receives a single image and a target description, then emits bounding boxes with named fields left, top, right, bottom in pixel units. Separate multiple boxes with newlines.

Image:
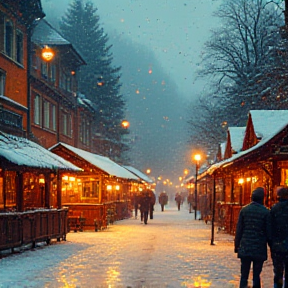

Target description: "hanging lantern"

left=41, top=45, right=55, bottom=62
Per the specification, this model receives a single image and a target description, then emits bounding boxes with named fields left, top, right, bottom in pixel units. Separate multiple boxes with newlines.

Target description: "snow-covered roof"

left=198, top=110, right=288, bottom=178
left=206, top=113, right=288, bottom=175
left=50, top=143, right=139, bottom=181
left=32, top=19, right=86, bottom=66
left=0, top=132, right=81, bottom=171
left=228, top=127, right=246, bottom=153
left=250, top=110, right=288, bottom=139
left=32, top=19, right=70, bottom=46
left=123, top=166, right=154, bottom=184
left=183, top=174, right=194, bottom=184
left=77, top=93, right=95, bottom=111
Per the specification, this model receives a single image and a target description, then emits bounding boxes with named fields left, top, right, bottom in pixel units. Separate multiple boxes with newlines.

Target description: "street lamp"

left=194, top=154, right=201, bottom=220
left=121, top=120, right=130, bottom=129
left=41, top=45, right=55, bottom=62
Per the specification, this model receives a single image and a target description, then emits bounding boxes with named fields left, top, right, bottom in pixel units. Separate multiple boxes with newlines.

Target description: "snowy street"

left=0, top=202, right=273, bottom=288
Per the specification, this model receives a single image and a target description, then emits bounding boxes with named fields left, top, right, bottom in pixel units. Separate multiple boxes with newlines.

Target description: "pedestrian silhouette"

left=147, top=189, right=155, bottom=219
left=175, top=193, right=181, bottom=211
left=270, top=186, right=288, bottom=288
left=139, top=190, right=151, bottom=224
left=187, top=193, right=195, bottom=213
left=159, top=192, right=168, bottom=211
left=234, top=187, right=272, bottom=288
left=133, top=192, right=140, bottom=219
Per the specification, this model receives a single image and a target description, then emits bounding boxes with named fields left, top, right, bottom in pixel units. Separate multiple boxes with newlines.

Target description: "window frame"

left=0, top=69, right=6, bottom=95
left=43, top=100, right=50, bottom=129
left=16, top=29, right=23, bottom=64
left=4, top=19, right=13, bottom=58
left=33, top=94, right=41, bottom=126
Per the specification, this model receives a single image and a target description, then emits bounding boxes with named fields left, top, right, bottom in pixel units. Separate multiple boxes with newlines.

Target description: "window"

left=34, top=95, right=41, bottom=125
left=63, top=113, right=67, bottom=135
left=82, top=180, right=100, bottom=198
left=16, top=30, right=23, bottom=64
left=34, top=95, right=57, bottom=131
left=49, top=63, right=56, bottom=83
left=0, top=15, right=24, bottom=63
left=0, top=69, right=6, bottom=95
left=43, top=100, right=50, bottom=128
left=67, top=76, right=71, bottom=92
left=5, top=20, right=13, bottom=58
left=52, top=104, right=56, bottom=131
left=59, top=69, right=73, bottom=92
left=62, top=112, right=72, bottom=137
left=80, top=118, right=90, bottom=145
left=0, top=12, right=4, bottom=51
left=41, top=61, right=48, bottom=79
left=5, top=171, right=16, bottom=207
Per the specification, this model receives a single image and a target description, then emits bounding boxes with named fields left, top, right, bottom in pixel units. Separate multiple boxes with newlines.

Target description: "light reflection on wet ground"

left=0, top=203, right=273, bottom=288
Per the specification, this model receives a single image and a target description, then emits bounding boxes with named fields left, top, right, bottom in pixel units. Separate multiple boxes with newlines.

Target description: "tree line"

left=188, top=0, right=288, bottom=160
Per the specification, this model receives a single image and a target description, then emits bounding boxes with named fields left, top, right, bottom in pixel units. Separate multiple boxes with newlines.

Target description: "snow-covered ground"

left=0, top=202, right=273, bottom=288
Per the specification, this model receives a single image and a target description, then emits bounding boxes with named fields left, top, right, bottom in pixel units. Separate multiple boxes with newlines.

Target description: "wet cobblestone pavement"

left=0, top=203, right=273, bottom=287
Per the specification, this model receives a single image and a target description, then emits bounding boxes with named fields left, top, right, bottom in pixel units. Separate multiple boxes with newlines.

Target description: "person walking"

left=149, top=189, right=156, bottom=219
left=234, top=187, right=272, bottom=288
left=159, top=192, right=168, bottom=211
left=139, top=190, right=151, bottom=224
left=133, top=192, right=140, bottom=219
left=175, top=193, right=182, bottom=211
left=270, top=186, right=288, bottom=288
left=187, top=193, right=194, bottom=213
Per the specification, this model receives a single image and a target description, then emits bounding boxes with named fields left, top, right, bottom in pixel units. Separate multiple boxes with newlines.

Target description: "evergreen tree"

left=59, top=0, right=128, bottom=161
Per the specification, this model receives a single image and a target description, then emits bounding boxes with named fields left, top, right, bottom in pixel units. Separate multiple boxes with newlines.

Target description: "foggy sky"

left=43, top=0, right=221, bottom=100
left=42, top=0, right=222, bottom=184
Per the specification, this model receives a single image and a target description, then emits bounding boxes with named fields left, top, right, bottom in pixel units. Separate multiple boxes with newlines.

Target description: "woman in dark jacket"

left=234, top=187, right=272, bottom=288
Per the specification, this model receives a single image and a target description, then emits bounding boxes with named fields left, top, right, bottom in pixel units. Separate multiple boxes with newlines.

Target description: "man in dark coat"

left=148, top=189, right=156, bottom=219
left=234, top=187, right=272, bottom=288
left=270, top=186, right=288, bottom=288
left=140, top=190, right=151, bottom=224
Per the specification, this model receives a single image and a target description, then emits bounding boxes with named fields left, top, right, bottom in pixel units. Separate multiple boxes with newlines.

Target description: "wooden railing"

left=0, top=208, right=68, bottom=253
left=214, top=202, right=241, bottom=234
left=64, top=200, right=132, bottom=232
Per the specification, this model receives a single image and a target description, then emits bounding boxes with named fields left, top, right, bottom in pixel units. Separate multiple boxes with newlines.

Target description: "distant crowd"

left=132, top=190, right=188, bottom=224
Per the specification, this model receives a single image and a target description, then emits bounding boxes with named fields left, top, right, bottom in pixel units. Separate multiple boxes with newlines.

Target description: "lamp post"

left=121, top=120, right=130, bottom=129
left=194, top=154, right=201, bottom=220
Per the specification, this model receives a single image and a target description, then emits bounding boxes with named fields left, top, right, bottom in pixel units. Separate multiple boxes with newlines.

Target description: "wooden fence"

left=0, top=208, right=68, bottom=253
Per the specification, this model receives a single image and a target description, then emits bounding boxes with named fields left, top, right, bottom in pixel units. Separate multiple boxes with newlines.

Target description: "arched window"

left=5, top=20, right=13, bottom=58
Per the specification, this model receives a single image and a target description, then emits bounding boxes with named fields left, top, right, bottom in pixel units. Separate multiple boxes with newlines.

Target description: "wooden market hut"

left=49, top=142, right=141, bottom=231
left=0, top=131, right=82, bottom=251
left=198, top=110, right=288, bottom=234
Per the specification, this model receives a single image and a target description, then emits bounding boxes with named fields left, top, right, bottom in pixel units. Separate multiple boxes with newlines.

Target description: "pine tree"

left=60, top=0, right=128, bottom=161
